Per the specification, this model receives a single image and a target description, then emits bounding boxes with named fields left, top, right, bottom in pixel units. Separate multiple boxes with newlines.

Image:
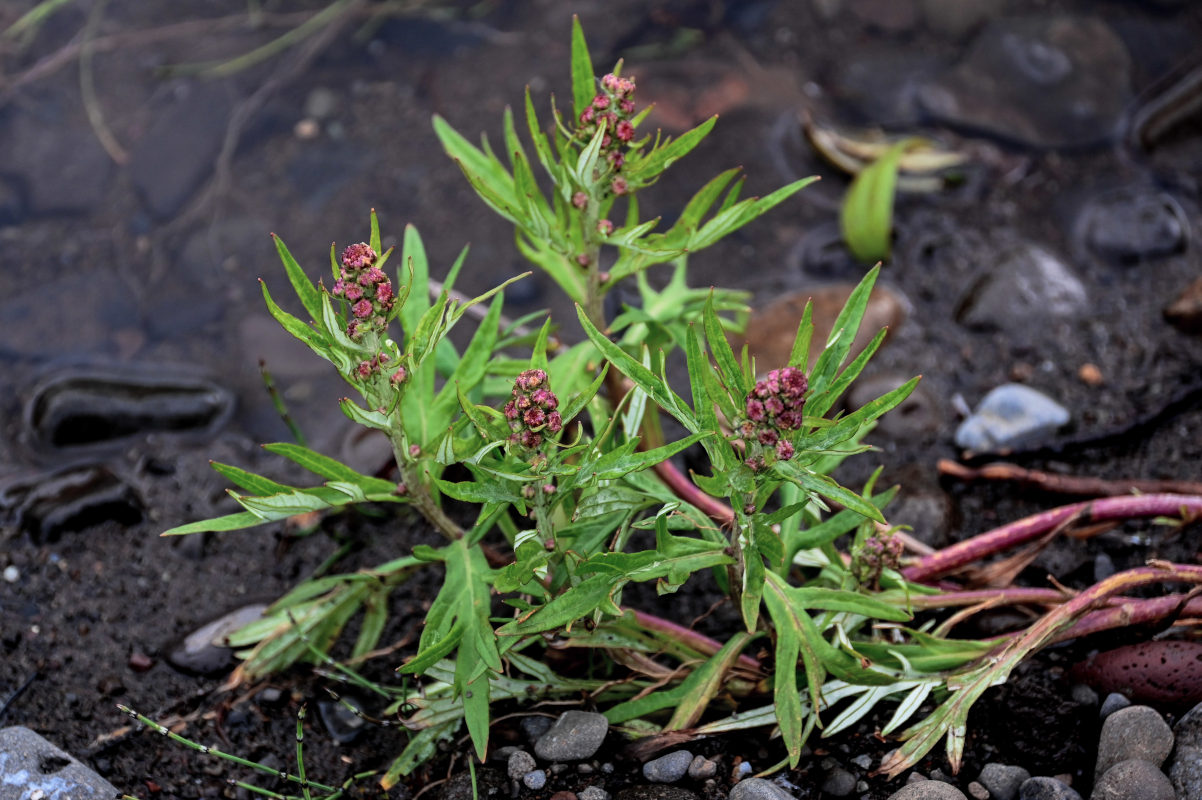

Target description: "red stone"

left=1072, top=639, right=1202, bottom=707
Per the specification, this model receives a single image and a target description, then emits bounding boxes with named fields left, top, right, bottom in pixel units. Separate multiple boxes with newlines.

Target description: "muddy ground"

left=2, top=1, right=1201, bottom=798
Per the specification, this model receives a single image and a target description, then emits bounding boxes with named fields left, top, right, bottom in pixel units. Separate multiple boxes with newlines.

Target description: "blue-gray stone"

left=955, top=384, right=1069, bottom=453
left=1017, top=777, right=1081, bottom=800
left=643, top=750, right=693, bottom=783
left=1100, top=692, right=1131, bottom=720
left=0, top=726, right=120, bottom=800
left=533, top=711, right=609, bottom=761
left=1169, top=745, right=1202, bottom=800
left=522, top=769, right=546, bottom=790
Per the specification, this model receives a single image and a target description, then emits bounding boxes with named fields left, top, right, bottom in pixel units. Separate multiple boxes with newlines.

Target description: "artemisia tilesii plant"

left=157, top=17, right=1160, bottom=791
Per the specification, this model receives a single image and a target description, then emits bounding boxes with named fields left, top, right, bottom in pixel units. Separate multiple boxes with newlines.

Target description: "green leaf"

left=499, top=573, right=615, bottom=635
left=263, top=443, right=398, bottom=495
left=160, top=511, right=266, bottom=535
left=577, top=305, right=698, bottom=432
left=690, top=177, right=818, bottom=251
left=625, top=116, right=718, bottom=183
left=271, top=233, right=322, bottom=323
left=841, top=138, right=921, bottom=262
left=260, top=280, right=329, bottom=359
left=774, top=462, right=885, bottom=524
left=570, top=16, right=594, bottom=122
left=210, top=462, right=293, bottom=497
left=704, top=291, right=744, bottom=397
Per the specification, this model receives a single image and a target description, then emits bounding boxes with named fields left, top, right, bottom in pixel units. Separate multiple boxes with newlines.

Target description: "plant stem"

left=651, top=459, right=736, bottom=525
left=397, top=455, right=463, bottom=541
left=902, top=494, right=1202, bottom=584
left=1052, top=589, right=1202, bottom=643
left=628, top=609, right=762, bottom=672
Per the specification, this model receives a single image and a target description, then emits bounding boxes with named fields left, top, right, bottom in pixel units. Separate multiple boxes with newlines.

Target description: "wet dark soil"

left=2, top=1, right=1202, bottom=799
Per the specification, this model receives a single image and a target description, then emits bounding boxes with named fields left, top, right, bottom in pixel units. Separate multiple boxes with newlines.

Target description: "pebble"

left=1075, top=187, right=1186, bottom=266
left=884, top=780, right=967, bottom=799
left=955, top=243, right=1087, bottom=331
left=1099, top=693, right=1130, bottom=720
left=521, top=715, right=554, bottom=744
left=534, top=711, right=609, bottom=762
left=1174, top=700, right=1202, bottom=749
left=918, top=15, right=1131, bottom=148
left=1018, top=777, right=1080, bottom=799
left=523, top=770, right=547, bottom=790
left=979, top=763, right=1031, bottom=800
left=166, top=603, right=268, bottom=676
left=317, top=697, right=367, bottom=744
left=727, top=777, right=793, bottom=800
left=687, top=755, right=717, bottom=780
left=1168, top=746, right=1202, bottom=800
left=643, top=751, right=694, bottom=783
left=1070, top=684, right=1098, bottom=707
left=820, top=766, right=857, bottom=796
left=1095, top=705, right=1174, bottom=776
left=304, top=87, right=341, bottom=120
left=507, top=750, right=536, bottom=780
left=1074, top=641, right=1202, bottom=707
left=966, top=782, right=988, bottom=800
left=1091, top=759, right=1174, bottom=800
left=580, top=788, right=611, bottom=800
left=954, top=383, right=1070, bottom=453
left=0, top=725, right=121, bottom=799
left=851, top=754, right=873, bottom=770
left=2, top=566, right=17, bottom=583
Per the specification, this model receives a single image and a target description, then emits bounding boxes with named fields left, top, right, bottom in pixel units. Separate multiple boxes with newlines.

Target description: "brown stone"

left=740, top=283, right=908, bottom=373
left=1165, top=275, right=1202, bottom=333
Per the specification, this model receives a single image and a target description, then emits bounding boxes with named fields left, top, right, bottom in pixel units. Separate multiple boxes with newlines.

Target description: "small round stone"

left=507, top=750, right=536, bottom=780
left=534, top=711, right=609, bottom=762
left=1099, top=692, right=1131, bottom=720
left=580, top=788, right=610, bottom=800
left=523, top=770, right=547, bottom=790
left=1016, top=776, right=1081, bottom=800
left=821, top=767, right=857, bottom=797
left=1096, top=705, right=1174, bottom=777
left=2, top=565, right=18, bottom=583
left=883, top=780, right=968, bottom=799
left=687, top=755, right=717, bottom=780
left=727, top=777, right=793, bottom=800
left=643, top=751, right=693, bottom=783
left=1092, top=759, right=1174, bottom=800
left=978, top=763, right=1030, bottom=800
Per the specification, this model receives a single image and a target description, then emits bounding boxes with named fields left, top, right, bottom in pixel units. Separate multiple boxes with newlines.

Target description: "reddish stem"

left=1053, top=592, right=1202, bottom=643
left=652, top=460, right=736, bottom=526
left=903, top=494, right=1202, bottom=584
left=629, top=608, right=761, bottom=672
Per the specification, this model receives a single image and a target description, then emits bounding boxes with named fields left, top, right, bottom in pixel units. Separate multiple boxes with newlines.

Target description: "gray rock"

left=728, top=777, right=793, bottom=800
left=885, top=780, right=968, bottom=799
left=1173, top=700, right=1202, bottom=750
left=1168, top=745, right=1202, bottom=800
left=1091, top=759, right=1173, bottom=800
left=687, top=755, right=717, bottom=780
left=520, top=715, right=554, bottom=744
left=643, top=751, right=694, bottom=783
left=1096, top=705, right=1174, bottom=777
left=507, top=750, right=536, bottom=780
left=0, top=725, right=121, bottom=799
left=851, top=754, right=873, bottom=770
left=1018, top=777, right=1081, bottom=800
left=979, top=763, right=1032, bottom=800
left=167, top=603, right=268, bottom=676
left=534, top=711, right=609, bottom=762
left=821, top=766, right=858, bottom=796
left=918, top=15, right=1131, bottom=148
left=831, top=49, right=941, bottom=127
left=1071, top=684, right=1099, bottom=707
left=580, top=787, right=611, bottom=800
left=967, top=782, right=989, bottom=800
left=1076, top=188, right=1186, bottom=266
left=128, top=80, right=236, bottom=220
left=1100, top=693, right=1131, bottom=720
left=522, top=770, right=547, bottom=790
left=954, top=384, right=1070, bottom=453
left=956, top=243, right=1088, bottom=331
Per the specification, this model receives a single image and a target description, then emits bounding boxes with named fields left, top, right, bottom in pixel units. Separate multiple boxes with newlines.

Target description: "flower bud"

left=597, top=219, right=614, bottom=236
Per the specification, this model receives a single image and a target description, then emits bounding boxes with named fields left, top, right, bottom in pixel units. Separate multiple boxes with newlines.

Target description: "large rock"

left=0, top=726, right=120, bottom=800
left=1095, top=705, right=1174, bottom=777
left=533, top=711, right=609, bottom=762
left=955, top=243, right=1087, bottom=331
left=919, top=16, right=1131, bottom=148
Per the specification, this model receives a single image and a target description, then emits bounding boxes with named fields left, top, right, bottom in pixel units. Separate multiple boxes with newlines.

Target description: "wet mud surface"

left=2, top=1, right=1202, bottom=798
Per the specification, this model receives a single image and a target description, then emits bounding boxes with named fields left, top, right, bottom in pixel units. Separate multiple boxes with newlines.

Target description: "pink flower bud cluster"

left=331, top=243, right=395, bottom=339
left=577, top=72, right=638, bottom=176
left=853, top=528, right=903, bottom=589
left=503, top=368, right=563, bottom=451
left=740, top=367, right=808, bottom=471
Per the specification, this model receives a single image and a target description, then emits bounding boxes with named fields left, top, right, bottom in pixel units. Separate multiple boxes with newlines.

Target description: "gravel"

left=643, top=751, right=694, bottom=783
left=884, top=779, right=968, bottom=799
left=534, top=711, right=610, bottom=762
